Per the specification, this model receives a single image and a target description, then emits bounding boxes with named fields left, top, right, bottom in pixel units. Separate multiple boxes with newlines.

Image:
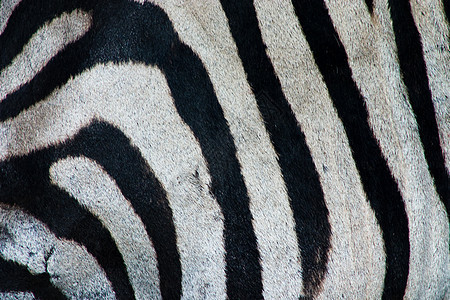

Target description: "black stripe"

left=219, top=1, right=331, bottom=297
left=364, top=0, right=374, bottom=14
left=444, top=0, right=450, bottom=26
left=388, top=0, right=450, bottom=219
left=0, top=256, right=67, bottom=299
left=67, top=121, right=182, bottom=299
left=1, top=1, right=262, bottom=297
left=291, top=1, right=410, bottom=299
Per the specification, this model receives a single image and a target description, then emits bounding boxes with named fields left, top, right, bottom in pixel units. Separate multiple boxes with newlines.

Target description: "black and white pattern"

left=0, top=0, right=448, bottom=299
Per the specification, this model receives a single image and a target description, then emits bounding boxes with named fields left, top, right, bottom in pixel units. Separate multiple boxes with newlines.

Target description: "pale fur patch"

left=0, top=292, right=36, bottom=300
left=0, top=292, right=35, bottom=299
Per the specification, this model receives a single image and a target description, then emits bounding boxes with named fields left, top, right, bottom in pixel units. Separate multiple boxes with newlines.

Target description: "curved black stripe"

left=66, top=121, right=181, bottom=299
left=388, top=0, right=450, bottom=218
left=291, top=1, right=410, bottom=299
left=0, top=151, right=135, bottom=299
left=219, top=1, right=331, bottom=297
left=1, top=1, right=262, bottom=297
left=0, top=0, right=90, bottom=71
left=0, top=256, right=66, bottom=299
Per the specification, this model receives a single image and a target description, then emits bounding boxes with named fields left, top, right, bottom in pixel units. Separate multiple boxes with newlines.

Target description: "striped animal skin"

left=0, top=0, right=449, bottom=299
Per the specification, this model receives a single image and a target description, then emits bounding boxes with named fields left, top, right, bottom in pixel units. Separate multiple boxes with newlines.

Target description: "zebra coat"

left=0, top=0, right=449, bottom=298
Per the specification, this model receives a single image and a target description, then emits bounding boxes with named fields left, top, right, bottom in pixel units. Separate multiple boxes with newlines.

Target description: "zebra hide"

left=0, top=0, right=449, bottom=299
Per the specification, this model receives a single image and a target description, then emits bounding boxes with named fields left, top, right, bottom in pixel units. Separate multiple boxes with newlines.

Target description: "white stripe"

left=254, top=0, right=386, bottom=298
left=50, top=156, right=161, bottom=300
left=0, top=9, right=92, bottom=101
left=2, top=62, right=226, bottom=299
left=149, top=1, right=303, bottom=298
left=0, top=204, right=115, bottom=299
left=325, top=0, right=449, bottom=298
left=0, top=292, right=35, bottom=300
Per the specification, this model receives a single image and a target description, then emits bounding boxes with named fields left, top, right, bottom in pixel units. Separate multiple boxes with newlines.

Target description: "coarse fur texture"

left=0, top=0, right=448, bottom=299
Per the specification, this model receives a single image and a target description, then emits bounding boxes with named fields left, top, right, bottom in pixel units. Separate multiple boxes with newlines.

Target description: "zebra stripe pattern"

left=1, top=0, right=449, bottom=299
